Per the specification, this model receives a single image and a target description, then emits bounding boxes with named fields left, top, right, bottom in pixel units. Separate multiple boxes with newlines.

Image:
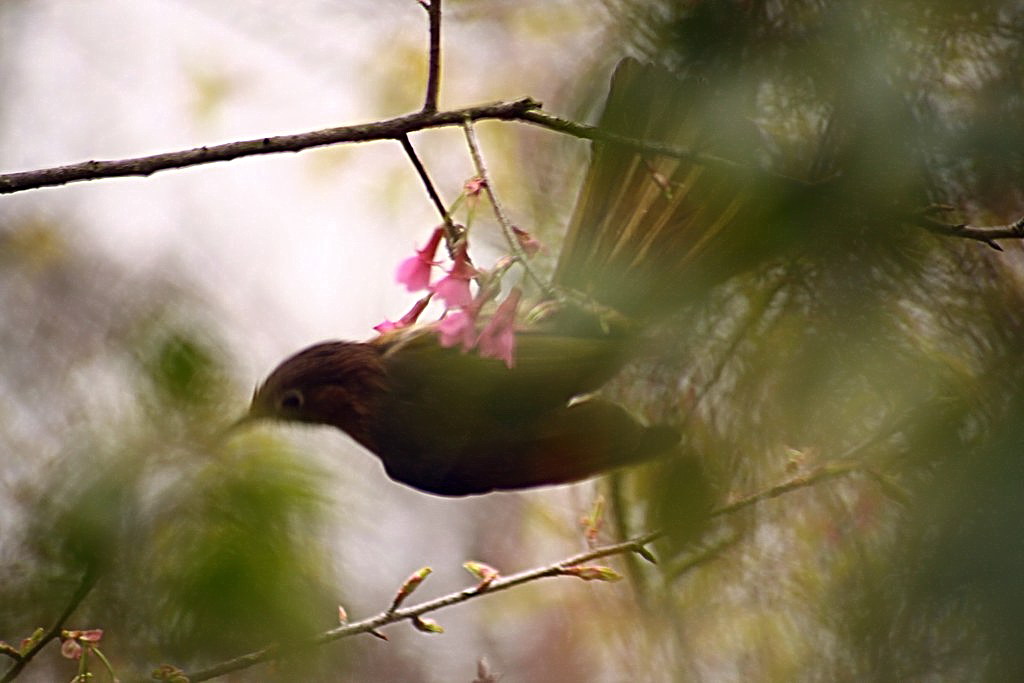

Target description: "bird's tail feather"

left=554, top=59, right=776, bottom=319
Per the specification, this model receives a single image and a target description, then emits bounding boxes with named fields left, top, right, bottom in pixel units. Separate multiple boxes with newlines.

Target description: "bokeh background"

left=3, top=1, right=1024, bottom=681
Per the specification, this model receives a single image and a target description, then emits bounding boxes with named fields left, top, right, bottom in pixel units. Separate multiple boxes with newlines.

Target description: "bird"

left=247, top=325, right=680, bottom=495
left=244, top=59, right=767, bottom=496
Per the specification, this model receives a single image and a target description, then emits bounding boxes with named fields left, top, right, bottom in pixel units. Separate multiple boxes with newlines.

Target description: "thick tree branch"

left=4, top=90, right=1019, bottom=260
left=3, top=95, right=810, bottom=198
left=0, top=99, right=539, bottom=195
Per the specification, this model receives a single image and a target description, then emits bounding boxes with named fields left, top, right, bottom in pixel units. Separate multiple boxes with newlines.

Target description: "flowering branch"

left=460, top=119, right=550, bottom=295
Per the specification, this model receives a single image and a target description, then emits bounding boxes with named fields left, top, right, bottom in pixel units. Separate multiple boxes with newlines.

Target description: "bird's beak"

left=230, top=412, right=254, bottom=430
left=218, top=411, right=258, bottom=441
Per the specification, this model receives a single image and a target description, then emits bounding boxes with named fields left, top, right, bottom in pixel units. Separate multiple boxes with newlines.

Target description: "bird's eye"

left=278, top=389, right=304, bottom=411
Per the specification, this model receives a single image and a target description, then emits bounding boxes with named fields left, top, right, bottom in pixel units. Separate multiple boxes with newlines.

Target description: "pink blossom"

left=438, top=310, right=476, bottom=351
left=60, top=629, right=103, bottom=660
left=464, top=176, right=487, bottom=196
left=477, top=288, right=521, bottom=368
left=373, top=321, right=401, bottom=334
left=396, top=227, right=444, bottom=292
left=373, top=295, right=431, bottom=334
left=61, top=639, right=82, bottom=660
left=77, top=630, right=104, bottom=643
left=512, top=226, right=542, bottom=257
left=432, top=246, right=476, bottom=309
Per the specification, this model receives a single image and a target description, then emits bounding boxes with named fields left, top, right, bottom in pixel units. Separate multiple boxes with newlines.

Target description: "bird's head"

left=243, top=341, right=387, bottom=446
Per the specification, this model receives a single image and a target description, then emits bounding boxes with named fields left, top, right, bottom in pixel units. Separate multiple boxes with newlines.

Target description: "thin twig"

left=423, top=0, right=442, bottom=113
left=683, top=271, right=793, bottom=431
left=460, top=119, right=551, bottom=295
left=398, top=134, right=460, bottom=250
left=712, top=459, right=865, bottom=519
left=519, top=109, right=765, bottom=179
left=915, top=213, right=1024, bottom=251
left=664, top=533, right=742, bottom=582
left=0, top=99, right=540, bottom=195
left=0, top=568, right=98, bottom=683
left=711, top=416, right=912, bottom=521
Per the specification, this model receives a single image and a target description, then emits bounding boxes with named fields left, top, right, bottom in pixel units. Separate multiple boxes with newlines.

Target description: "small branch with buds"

left=182, top=541, right=637, bottom=682
left=178, top=460, right=874, bottom=682
left=0, top=568, right=98, bottom=683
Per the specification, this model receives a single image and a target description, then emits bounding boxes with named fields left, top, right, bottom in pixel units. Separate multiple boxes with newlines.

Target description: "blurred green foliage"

left=586, top=1, right=1024, bottom=680
left=144, top=332, right=223, bottom=410
left=149, top=442, right=332, bottom=661
left=0, top=221, right=342, bottom=680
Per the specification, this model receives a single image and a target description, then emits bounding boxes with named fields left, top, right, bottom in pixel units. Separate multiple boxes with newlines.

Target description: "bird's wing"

left=374, top=324, right=627, bottom=417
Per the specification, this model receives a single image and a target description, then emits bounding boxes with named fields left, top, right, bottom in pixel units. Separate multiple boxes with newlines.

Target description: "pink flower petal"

left=438, top=310, right=476, bottom=351
left=395, top=256, right=432, bottom=292
left=512, top=226, right=542, bottom=257
left=395, top=227, right=444, bottom=292
left=464, top=177, right=486, bottom=196
left=79, top=630, right=104, bottom=643
left=432, top=245, right=476, bottom=308
left=374, top=295, right=432, bottom=334
left=432, top=276, right=473, bottom=309
left=477, top=288, right=521, bottom=369
left=477, top=325, right=516, bottom=368
left=61, top=639, right=83, bottom=660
